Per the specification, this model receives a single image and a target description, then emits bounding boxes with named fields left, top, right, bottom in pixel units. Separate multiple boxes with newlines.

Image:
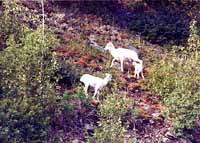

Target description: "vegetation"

left=87, top=93, right=136, bottom=143
left=0, top=26, right=59, bottom=143
left=145, top=19, right=200, bottom=135
left=0, top=0, right=200, bottom=143
left=0, top=1, right=59, bottom=142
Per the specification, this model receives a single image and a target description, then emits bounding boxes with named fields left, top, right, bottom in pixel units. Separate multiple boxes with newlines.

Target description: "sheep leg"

left=96, top=90, right=100, bottom=101
left=134, top=72, right=136, bottom=78
left=141, top=71, right=145, bottom=79
left=93, top=88, right=98, bottom=99
left=110, top=58, right=116, bottom=67
left=136, top=71, right=140, bottom=79
left=84, top=85, right=89, bottom=96
left=134, top=68, right=138, bottom=78
left=120, top=58, right=124, bottom=72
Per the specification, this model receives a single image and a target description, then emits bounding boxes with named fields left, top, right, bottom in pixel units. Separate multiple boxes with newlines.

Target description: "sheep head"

left=105, top=73, right=112, bottom=81
left=105, top=42, right=115, bottom=51
left=132, top=61, right=137, bottom=66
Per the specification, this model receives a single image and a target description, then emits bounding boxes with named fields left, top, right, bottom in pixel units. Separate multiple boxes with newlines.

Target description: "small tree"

left=188, top=20, right=199, bottom=52
left=0, top=25, right=59, bottom=142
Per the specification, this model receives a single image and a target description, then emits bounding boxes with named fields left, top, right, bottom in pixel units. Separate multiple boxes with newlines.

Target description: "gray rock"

left=162, top=137, right=170, bottom=143
left=88, top=40, right=105, bottom=53
left=84, top=123, right=94, bottom=130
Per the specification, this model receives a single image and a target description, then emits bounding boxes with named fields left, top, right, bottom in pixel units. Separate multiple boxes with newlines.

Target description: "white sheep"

left=105, top=42, right=142, bottom=72
left=132, top=61, right=144, bottom=79
left=80, top=73, right=112, bottom=100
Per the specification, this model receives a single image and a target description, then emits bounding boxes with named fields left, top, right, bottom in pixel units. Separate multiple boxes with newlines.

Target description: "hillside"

left=0, top=1, right=200, bottom=143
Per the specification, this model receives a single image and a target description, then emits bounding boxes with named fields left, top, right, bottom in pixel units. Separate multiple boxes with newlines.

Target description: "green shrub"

left=99, top=94, right=134, bottom=119
left=86, top=93, right=137, bottom=143
left=0, top=96, right=50, bottom=142
left=0, top=25, right=59, bottom=142
left=187, top=20, right=200, bottom=54
left=0, top=1, right=61, bottom=142
left=58, top=91, right=87, bottom=112
left=144, top=20, right=200, bottom=135
left=144, top=55, right=200, bottom=135
left=56, top=60, right=82, bottom=88
left=0, top=1, right=22, bottom=35
left=87, top=118, right=125, bottom=143
left=170, top=19, right=200, bottom=57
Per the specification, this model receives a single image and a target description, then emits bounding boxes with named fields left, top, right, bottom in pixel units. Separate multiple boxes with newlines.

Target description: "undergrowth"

left=144, top=19, right=200, bottom=136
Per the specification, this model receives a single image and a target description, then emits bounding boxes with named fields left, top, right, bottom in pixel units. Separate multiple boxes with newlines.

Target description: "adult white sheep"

left=132, top=61, right=144, bottom=79
left=105, top=42, right=142, bottom=72
left=80, top=73, right=112, bottom=100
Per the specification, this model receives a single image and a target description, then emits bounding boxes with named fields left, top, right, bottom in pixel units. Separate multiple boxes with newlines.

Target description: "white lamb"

left=132, top=61, right=144, bottom=79
left=105, top=42, right=142, bottom=72
left=80, top=73, right=112, bottom=100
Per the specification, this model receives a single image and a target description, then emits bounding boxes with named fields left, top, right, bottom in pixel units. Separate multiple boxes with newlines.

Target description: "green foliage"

left=0, top=96, right=50, bottom=142
left=0, top=0, right=23, bottom=48
left=99, top=94, right=134, bottom=119
left=56, top=60, right=82, bottom=88
left=144, top=20, right=200, bottom=135
left=171, top=19, right=200, bottom=57
left=145, top=54, right=200, bottom=135
left=87, top=118, right=125, bottom=143
left=87, top=92, right=136, bottom=142
left=58, top=91, right=87, bottom=112
left=0, top=25, right=59, bottom=142
left=188, top=20, right=199, bottom=51
left=0, top=26, right=58, bottom=97
left=0, top=1, right=62, bottom=142
left=0, top=1, right=22, bottom=35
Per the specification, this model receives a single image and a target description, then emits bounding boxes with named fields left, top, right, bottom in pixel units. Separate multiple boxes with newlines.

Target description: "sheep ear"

left=106, top=73, right=112, bottom=78
left=109, top=41, right=113, bottom=45
left=105, top=73, right=110, bottom=76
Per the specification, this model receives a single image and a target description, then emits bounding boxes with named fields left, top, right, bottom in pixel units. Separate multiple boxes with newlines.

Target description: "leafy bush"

left=187, top=20, right=200, bottom=54
left=0, top=96, right=50, bottom=142
left=0, top=1, right=22, bottom=35
left=144, top=20, right=200, bottom=135
left=0, top=0, right=23, bottom=49
left=0, top=25, right=59, bottom=142
left=87, top=118, right=125, bottom=143
left=58, top=90, right=87, bottom=112
left=0, top=26, right=58, bottom=97
left=171, top=20, right=200, bottom=57
left=99, top=94, right=134, bottom=119
left=56, top=60, right=82, bottom=88
left=86, top=92, right=137, bottom=142
left=145, top=55, right=200, bottom=133
left=144, top=19, right=200, bottom=135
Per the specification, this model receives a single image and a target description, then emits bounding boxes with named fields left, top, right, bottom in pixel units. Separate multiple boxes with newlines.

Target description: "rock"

left=162, top=137, right=170, bottom=143
left=149, top=119, right=155, bottom=124
left=88, top=40, right=105, bottom=53
left=72, top=139, right=80, bottom=143
left=84, top=123, right=94, bottom=130
left=164, top=131, right=176, bottom=141
left=180, top=138, right=193, bottom=143
left=152, top=112, right=161, bottom=118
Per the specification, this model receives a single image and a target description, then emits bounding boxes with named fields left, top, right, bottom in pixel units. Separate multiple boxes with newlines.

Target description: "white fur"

left=105, top=42, right=142, bottom=72
left=80, top=73, right=112, bottom=100
left=133, top=61, right=144, bottom=79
